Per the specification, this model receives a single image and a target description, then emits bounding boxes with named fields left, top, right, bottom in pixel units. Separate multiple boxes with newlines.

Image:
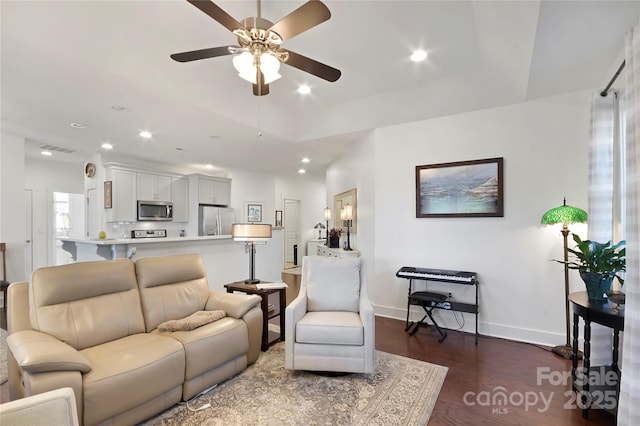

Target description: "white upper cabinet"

left=171, top=177, right=189, bottom=222
left=197, top=177, right=231, bottom=206
left=105, top=168, right=136, bottom=222
left=137, top=172, right=172, bottom=202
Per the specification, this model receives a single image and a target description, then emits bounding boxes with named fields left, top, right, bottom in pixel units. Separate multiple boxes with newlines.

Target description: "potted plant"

left=328, top=228, right=342, bottom=248
left=556, top=234, right=626, bottom=301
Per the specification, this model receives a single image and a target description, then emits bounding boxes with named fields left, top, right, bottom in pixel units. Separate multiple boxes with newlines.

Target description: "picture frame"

left=275, top=210, right=283, bottom=227
left=104, top=181, right=112, bottom=209
left=246, top=202, right=263, bottom=223
left=416, top=157, right=503, bottom=218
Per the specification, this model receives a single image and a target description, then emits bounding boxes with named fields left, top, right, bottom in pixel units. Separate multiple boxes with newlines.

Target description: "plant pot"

left=329, top=236, right=340, bottom=248
left=580, top=271, right=614, bottom=301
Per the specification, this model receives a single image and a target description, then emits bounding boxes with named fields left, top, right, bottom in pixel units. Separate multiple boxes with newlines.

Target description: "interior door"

left=284, top=199, right=300, bottom=266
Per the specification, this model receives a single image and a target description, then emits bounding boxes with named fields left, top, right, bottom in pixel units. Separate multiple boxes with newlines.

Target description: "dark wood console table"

left=224, top=282, right=286, bottom=351
left=569, top=291, right=624, bottom=419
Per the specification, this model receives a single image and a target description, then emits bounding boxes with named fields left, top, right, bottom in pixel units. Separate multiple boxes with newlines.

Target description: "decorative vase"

left=329, top=236, right=340, bottom=248
left=580, top=271, right=614, bottom=301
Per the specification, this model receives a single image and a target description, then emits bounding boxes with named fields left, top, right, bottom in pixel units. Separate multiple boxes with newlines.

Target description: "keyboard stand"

left=398, top=270, right=480, bottom=344
left=407, top=291, right=448, bottom=342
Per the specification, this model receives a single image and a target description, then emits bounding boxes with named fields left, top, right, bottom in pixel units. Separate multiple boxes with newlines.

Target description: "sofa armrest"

left=7, top=330, right=91, bottom=374
left=205, top=291, right=261, bottom=319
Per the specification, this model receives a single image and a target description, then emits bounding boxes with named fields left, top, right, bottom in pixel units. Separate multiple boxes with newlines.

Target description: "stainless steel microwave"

left=137, top=200, right=173, bottom=221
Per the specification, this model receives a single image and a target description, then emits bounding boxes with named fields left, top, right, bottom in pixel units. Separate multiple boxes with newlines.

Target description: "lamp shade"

left=324, top=207, right=331, bottom=221
left=344, top=204, right=353, bottom=221
left=541, top=198, right=588, bottom=225
left=232, top=223, right=272, bottom=241
left=314, top=223, right=326, bottom=229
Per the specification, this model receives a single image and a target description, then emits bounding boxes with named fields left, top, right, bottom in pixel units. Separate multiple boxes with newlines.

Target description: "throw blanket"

left=158, top=310, right=226, bottom=332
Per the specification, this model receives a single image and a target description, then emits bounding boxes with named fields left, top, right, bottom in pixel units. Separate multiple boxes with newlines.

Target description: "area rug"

left=142, top=343, right=447, bottom=426
left=0, top=328, right=7, bottom=385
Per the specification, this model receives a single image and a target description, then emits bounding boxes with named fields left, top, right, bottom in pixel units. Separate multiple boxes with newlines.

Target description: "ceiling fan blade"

left=186, top=0, right=245, bottom=33
left=268, top=0, right=330, bottom=42
left=253, top=69, right=270, bottom=96
left=282, top=49, right=341, bottom=82
left=170, top=46, right=236, bottom=62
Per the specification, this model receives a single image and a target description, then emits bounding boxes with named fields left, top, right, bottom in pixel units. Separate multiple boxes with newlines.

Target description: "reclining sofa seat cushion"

left=28, top=259, right=185, bottom=426
left=135, top=253, right=252, bottom=400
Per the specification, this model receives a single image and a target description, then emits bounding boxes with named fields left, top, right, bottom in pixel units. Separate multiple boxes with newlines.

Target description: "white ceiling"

left=2, top=1, right=638, bottom=180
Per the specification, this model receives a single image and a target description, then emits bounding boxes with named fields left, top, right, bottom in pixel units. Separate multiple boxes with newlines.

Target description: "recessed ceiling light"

left=410, top=50, right=428, bottom=62
left=301, top=157, right=310, bottom=163
left=298, top=85, right=311, bottom=94
left=139, top=130, right=152, bottom=139
left=41, top=150, right=52, bottom=156
left=110, top=105, right=127, bottom=111
left=70, top=122, right=87, bottom=129
left=298, top=168, right=306, bottom=174
left=101, top=142, right=113, bottom=150
left=205, top=164, right=214, bottom=169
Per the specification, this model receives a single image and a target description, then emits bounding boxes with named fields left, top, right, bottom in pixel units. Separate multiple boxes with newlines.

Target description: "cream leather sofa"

left=6, top=253, right=262, bottom=426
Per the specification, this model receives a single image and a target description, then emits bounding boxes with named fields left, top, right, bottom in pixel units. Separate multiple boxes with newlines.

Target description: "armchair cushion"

left=306, top=257, right=360, bottom=312
left=296, top=311, right=363, bottom=345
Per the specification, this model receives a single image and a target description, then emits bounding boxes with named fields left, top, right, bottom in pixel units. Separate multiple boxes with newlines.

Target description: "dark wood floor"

left=1, top=314, right=617, bottom=425
left=375, top=316, right=616, bottom=426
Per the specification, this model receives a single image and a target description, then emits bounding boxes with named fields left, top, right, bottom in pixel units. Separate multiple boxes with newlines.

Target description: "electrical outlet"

left=448, top=292, right=452, bottom=298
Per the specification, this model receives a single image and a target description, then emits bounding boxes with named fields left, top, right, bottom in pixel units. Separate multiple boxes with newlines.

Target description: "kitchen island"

left=59, top=231, right=283, bottom=291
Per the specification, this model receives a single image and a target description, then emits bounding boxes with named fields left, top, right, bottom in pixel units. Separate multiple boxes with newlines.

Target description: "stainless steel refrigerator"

left=198, top=205, right=235, bottom=236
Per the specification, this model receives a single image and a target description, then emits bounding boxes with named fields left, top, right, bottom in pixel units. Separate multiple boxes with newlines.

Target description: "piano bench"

left=410, top=291, right=448, bottom=305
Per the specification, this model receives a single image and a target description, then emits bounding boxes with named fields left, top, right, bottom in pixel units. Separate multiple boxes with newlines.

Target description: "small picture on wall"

left=247, top=203, right=263, bottom=222
left=416, top=157, right=504, bottom=218
left=275, top=210, right=283, bottom=227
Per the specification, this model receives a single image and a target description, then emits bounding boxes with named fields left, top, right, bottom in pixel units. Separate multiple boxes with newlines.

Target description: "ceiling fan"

left=171, top=0, right=341, bottom=96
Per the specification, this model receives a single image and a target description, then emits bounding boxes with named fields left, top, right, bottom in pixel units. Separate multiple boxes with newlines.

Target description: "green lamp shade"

left=541, top=198, right=588, bottom=225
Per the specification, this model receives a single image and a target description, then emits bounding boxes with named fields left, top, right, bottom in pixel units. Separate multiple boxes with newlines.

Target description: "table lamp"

left=342, top=204, right=353, bottom=251
left=232, top=223, right=272, bottom=284
left=541, top=197, right=588, bottom=359
left=314, top=222, right=326, bottom=239
left=324, top=207, right=331, bottom=246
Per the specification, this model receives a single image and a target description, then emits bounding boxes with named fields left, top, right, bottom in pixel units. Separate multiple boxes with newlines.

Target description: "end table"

left=224, top=282, right=286, bottom=351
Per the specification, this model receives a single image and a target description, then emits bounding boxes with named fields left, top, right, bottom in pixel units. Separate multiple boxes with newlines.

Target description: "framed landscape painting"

left=416, top=157, right=504, bottom=218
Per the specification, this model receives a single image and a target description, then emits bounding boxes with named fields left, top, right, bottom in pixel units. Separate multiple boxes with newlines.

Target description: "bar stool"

left=1, top=242, right=9, bottom=329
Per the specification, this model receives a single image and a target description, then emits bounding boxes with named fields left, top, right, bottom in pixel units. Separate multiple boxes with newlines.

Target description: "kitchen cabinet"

left=197, top=177, right=231, bottom=206
left=105, top=168, right=136, bottom=222
left=172, top=177, right=189, bottom=222
left=137, top=172, right=172, bottom=202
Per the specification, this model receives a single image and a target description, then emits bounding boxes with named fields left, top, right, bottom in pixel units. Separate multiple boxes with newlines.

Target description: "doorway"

left=283, top=199, right=301, bottom=269
left=52, top=191, right=85, bottom=265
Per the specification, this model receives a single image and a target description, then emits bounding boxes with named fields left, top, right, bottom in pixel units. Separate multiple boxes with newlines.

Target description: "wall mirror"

left=334, top=188, right=357, bottom=233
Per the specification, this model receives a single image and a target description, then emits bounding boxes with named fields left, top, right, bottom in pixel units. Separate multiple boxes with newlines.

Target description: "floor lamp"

left=232, top=223, right=272, bottom=284
left=541, top=198, right=588, bottom=359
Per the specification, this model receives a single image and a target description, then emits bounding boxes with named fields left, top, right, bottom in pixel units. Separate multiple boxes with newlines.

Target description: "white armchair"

left=285, top=256, right=375, bottom=374
left=0, top=387, right=79, bottom=426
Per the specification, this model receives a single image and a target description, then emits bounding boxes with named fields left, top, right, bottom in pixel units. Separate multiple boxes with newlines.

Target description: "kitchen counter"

left=59, top=235, right=233, bottom=262
left=58, top=230, right=284, bottom=293
left=60, top=235, right=231, bottom=245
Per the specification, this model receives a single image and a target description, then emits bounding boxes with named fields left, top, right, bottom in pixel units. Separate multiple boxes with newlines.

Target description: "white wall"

left=327, top=91, right=592, bottom=346
left=24, top=157, right=84, bottom=270
left=0, top=133, right=27, bottom=282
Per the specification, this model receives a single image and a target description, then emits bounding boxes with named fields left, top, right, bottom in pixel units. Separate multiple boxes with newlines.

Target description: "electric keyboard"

left=396, top=266, right=477, bottom=284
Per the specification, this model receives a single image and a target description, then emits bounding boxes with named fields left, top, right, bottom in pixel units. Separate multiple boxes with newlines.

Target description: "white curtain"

left=587, top=94, right=616, bottom=365
left=618, top=25, right=640, bottom=426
